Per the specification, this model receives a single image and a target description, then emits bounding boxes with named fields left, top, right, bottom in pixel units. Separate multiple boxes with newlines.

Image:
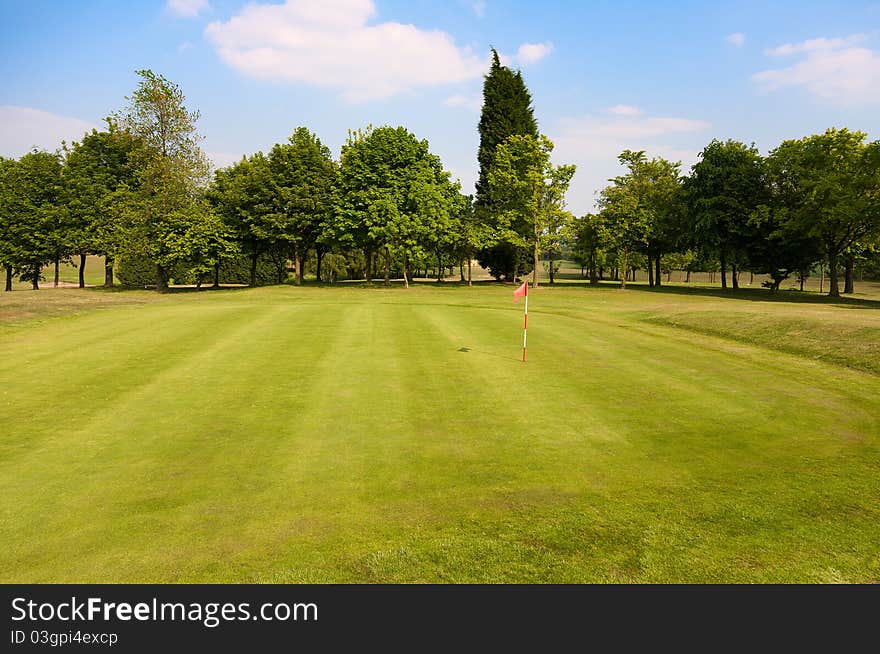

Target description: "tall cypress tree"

left=474, top=50, right=539, bottom=280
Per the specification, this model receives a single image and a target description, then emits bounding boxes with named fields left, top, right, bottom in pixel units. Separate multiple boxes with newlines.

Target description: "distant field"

left=11, top=255, right=107, bottom=290
left=1, top=282, right=878, bottom=582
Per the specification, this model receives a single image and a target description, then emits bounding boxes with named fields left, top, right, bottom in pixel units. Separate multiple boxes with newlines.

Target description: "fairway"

left=2, top=284, right=879, bottom=583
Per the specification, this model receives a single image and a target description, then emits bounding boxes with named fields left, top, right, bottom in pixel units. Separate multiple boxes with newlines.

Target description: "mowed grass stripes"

left=1, top=284, right=878, bottom=582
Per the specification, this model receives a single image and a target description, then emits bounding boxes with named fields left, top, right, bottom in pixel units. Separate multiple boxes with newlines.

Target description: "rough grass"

left=1, top=282, right=878, bottom=583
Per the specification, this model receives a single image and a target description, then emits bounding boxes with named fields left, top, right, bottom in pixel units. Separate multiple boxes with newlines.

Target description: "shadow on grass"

left=545, top=279, right=880, bottom=309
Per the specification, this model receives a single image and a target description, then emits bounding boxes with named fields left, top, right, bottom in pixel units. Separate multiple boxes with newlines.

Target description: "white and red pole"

left=522, top=283, right=528, bottom=362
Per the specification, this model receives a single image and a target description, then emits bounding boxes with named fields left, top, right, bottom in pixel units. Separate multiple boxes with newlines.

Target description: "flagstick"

left=522, top=285, right=528, bottom=362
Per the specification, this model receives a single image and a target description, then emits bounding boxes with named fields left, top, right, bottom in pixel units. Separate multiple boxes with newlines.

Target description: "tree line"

left=567, top=133, right=880, bottom=297
left=1, top=56, right=878, bottom=297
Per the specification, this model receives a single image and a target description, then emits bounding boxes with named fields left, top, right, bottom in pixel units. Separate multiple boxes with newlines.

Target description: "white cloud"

left=167, top=0, right=210, bottom=18
left=0, top=106, right=97, bottom=158
left=765, top=34, right=865, bottom=56
left=204, top=0, right=487, bottom=101
left=178, top=41, right=194, bottom=53
left=444, top=93, right=481, bottom=111
left=726, top=32, right=745, bottom=46
left=607, top=104, right=642, bottom=116
left=550, top=110, right=710, bottom=214
left=514, top=41, right=554, bottom=65
left=753, top=34, right=880, bottom=104
left=206, top=151, right=245, bottom=170
left=469, top=0, right=486, bottom=17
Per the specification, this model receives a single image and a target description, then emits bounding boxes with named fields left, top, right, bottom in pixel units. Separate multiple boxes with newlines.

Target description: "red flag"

left=513, top=281, right=528, bottom=302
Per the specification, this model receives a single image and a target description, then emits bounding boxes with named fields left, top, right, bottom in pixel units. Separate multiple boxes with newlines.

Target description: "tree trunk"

left=104, top=256, right=114, bottom=287
left=365, top=249, right=373, bottom=284
left=459, top=259, right=465, bottom=283
left=294, top=246, right=303, bottom=286
left=316, top=248, right=323, bottom=283
left=250, top=252, right=259, bottom=287
left=213, top=262, right=220, bottom=288
left=437, top=252, right=442, bottom=282
left=402, top=251, right=409, bottom=289
left=384, top=248, right=391, bottom=286
left=819, top=262, right=824, bottom=294
left=549, top=252, right=555, bottom=284
left=750, top=272, right=754, bottom=285
left=196, top=276, right=202, bottom=290
left=844, top=256, right=854, bottom=294
left=4, top=264, right=12, bottom=292
left=719, top=250, right=727, bottom=289
left=32, top=263, right=40, bottom=290
left=78, top=253, right=86, bottom=288
left=655, top=254, right=662, bottom=288
left=686, top=270, right=691, bottom=283
left=647, top=254, right=654, bottom=287
left=532, top=222, right=540, bottom=288
left=156, top=264, right=169, bottom=293
left=468, top=256, right=473, bottom=287
left=828, top=251, right=840, bottom=297
left=732, top=261, right=739, bottom=290
left=54, top=258, right=60, bottom=287
left=799, top=275, right=805, bottom=292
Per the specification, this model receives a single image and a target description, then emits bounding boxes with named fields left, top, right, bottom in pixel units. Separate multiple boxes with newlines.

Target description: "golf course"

left=2, top=279, right=878, bottom=583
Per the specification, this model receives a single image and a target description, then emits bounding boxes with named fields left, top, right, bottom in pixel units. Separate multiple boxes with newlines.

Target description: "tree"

left=769, top=129, right=880, bottom=297
left=268, top=127, right=337, bottom=285
left=567, top=214, right=605, bottom=284
left=475, top=49, right=540, bottom=281
left=115, top=69, right=210, bottom=291
left=3, top=150, right=67, bottom=289
left=747, top=150, right=820, bottom=292
left=158, top=201, right=238, bottom=288
left=598, top=150, right=678, bottom=289
left=64, top=121, right=140, bottom=287
left=488, top=134, right=575, bottom=288
left=0, top=157, right=19, bottom=291
left=208, top=153, right=285, bottom=286
left=685, top=139, right=764, bottom=290
left=332, top=126, right=460, bottom=288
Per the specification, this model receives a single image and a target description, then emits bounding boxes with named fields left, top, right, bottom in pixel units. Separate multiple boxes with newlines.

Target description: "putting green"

left=1, top=283, right=878, bottom=582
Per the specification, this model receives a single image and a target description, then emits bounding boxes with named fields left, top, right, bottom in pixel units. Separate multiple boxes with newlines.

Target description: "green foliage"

left=268, top=127, right=337, bottom=283
left=598, top=150, right=680, bottom=288
left=488, top=134, right=575, bottom=286
left=116, top=251, right=155, bottom=287
left=475, top=50, right=540, bottom=281
left=208, top=152, right=289, bottom=285
left=1, top=150, right=68, bottom=286
left=331, top=126, right=460, bottom=286
left=767, top=128, right=880, bottom=296
left=63, top=122, right=140, bottom=265
left=115, top=69, right=211, bottom=290
left=475, top=49, right=539, bottom=209
left=685, top=139, right=764, bottom=285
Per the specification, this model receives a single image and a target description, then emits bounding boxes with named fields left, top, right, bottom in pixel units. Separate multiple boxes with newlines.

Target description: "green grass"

left=1, top=282, right=879, bottom=583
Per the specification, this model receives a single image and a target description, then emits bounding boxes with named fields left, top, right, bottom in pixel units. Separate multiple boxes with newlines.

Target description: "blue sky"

left=1, top=0, right=879, bottom=214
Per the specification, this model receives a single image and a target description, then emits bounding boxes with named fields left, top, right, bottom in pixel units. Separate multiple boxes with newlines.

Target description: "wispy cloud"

left=444, top=93, right=482, bottom=112
left=551, top=109, right=710, bottom=213
left=166, top=0, right=210, bottom=18
left=753, top=33, right=880, bottom=104
left=205, top=0, right=487, bottom=102
left=469, top=0, right=487, bottom=18
left=0, top=106, right=96, bottom=157
left=607, top=104, right=642, bottom=116
left=514, top=42, right=554, bottom=64
left=726, top=32, right=745, bottom=46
